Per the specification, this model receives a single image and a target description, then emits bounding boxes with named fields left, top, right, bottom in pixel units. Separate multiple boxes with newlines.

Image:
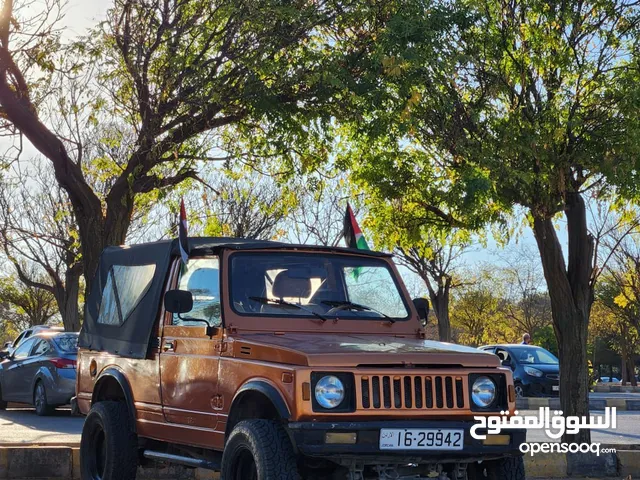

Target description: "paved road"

left=2, top=404, right=640, bottom=447
left=0, top=408, right=84, bottom=446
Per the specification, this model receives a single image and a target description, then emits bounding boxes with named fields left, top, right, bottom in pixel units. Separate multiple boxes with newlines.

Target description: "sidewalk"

left=517, top=393, right=640, bottom=411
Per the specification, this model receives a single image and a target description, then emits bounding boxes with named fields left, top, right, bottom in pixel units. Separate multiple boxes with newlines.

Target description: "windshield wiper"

left=249, top=296, right=328, bottom=323
left=321, top=300, right=395, bottom=323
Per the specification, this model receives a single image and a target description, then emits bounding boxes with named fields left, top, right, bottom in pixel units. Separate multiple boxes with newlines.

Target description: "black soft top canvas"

left=78, top=236, right=390, bottom=359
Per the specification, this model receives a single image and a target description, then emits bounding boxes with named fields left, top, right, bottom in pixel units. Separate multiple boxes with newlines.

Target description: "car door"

left=2, top=337, right=37, bottom=402
left=25, top=338, right=53, bottom=399
left=160, top=256, right=224, bottom=448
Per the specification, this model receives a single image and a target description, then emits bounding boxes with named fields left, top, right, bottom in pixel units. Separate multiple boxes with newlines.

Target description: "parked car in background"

left=597, top=376, right=621, bottom=384
left=0, top=331, right=78, bottom=415
left=1, top=325, right=64, bottom=357
left=479, top=344, right=560, bottom=398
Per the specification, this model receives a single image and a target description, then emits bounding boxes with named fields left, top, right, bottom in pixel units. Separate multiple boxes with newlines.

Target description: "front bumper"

left=522, top=377, right=559, bottom=397
left=288, top=420, right=525, bottom=463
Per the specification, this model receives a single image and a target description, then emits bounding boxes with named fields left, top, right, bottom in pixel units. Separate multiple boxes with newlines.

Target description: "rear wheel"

left=34, top=381, right=54, bottom=416
left=221, top=419, right=299, bottom=480
left=80, top=401, right=138, bottom=480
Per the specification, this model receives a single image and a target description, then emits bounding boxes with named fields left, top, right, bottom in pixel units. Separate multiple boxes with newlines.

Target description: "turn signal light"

left=483, top=435, right=510, bottom=446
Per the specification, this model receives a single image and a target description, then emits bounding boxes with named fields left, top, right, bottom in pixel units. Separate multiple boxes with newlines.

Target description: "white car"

left=3, top=326, right=64, bottom=356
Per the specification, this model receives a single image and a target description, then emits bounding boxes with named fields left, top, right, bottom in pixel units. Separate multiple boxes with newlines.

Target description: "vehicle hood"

left=522, top=363, right=559, bottom=374
left=232, top=333, right=500, bottom=368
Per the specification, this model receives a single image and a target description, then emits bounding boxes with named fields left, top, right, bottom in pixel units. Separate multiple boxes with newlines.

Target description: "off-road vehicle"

left=75, top=237, right=525, bottom=480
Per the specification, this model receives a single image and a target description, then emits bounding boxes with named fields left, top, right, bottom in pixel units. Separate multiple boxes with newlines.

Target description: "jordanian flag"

left=343, top=203, right=369, bottom=250
left=178, top=198, right=189, bottom=264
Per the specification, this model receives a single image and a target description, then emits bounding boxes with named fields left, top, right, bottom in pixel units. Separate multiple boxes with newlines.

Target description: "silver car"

left=0, top=331, right=78, bottom=415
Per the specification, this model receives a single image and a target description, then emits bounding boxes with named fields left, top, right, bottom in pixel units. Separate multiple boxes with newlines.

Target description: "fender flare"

left=31, top=368, right=55, bottom=399
left=92, top=367, right=137, bottom=433
left=226, top=380, right=291, bottom=439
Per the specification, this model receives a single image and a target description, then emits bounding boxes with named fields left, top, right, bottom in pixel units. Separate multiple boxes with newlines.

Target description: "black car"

left=479, top=344, right=559, bottom=398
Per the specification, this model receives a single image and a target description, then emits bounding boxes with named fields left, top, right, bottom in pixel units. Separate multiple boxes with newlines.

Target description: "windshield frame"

left=225, top=249, right=416, bottom=330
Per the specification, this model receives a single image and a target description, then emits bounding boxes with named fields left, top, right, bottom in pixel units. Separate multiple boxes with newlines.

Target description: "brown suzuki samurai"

left=75, top=237, right=525, bottom=480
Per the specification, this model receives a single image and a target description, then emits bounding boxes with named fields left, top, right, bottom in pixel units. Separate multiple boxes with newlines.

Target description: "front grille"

left=546, top=374, right=559, bottom=380
left=358, top=374, right=467, bottom=410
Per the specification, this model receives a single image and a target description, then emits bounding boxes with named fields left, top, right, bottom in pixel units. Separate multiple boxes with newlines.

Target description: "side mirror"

left=412, top=297, right=430, bottom=322
left=164, top=289, right=193, bottom=314
left=2, top=342, right=11, bottom=349
left=0, top=351, right=8, bottom=360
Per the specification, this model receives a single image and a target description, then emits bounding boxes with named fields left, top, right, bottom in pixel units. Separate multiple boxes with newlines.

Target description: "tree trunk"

left=531, top=192, right=594, bottom=444
left=629, top=354, right=637, bottom=387
left=426, top=280, right=452, bottom=343
left=52, top=267, right=82, bottom=332
left=621, top=349, right=629, bottom=384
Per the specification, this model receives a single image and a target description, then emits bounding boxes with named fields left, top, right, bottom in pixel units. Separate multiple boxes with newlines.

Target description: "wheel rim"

left=88, top=425, right=107, bottom=480
left=515, top=385, right=524, bottom=398
left=35, top=384, right=45, bottom=411
left=232, top=447, right=257, bottom=480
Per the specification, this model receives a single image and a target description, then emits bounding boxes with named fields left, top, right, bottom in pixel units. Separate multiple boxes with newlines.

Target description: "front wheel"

left=80, top=401, right=138, bottom=480
left=221, top=420, right=299, bottom=480
left=514, top=383, right=525, bottom=399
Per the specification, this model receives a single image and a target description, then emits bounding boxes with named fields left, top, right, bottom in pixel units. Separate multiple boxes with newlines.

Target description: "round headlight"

left=471, top=376, right=496, bottom=408
left=315, top=375, right=345, bottom=409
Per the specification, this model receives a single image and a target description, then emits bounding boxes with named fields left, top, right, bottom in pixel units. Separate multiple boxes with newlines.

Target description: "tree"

left=200, top=170, right=293, bottom=240
left=286, top=175, right=352, bottom=247
left=497, top=246, right=553, bottom=340
left=450, top=268, right=505, bottom=346
left=591, top=290, right=639, bottom=386
left=0, top=272, right=58, bottom=332
left=343, top=0, right=640, bottom=442
left=0, top=163, right=82, bottom=331
left=0, top=0, right=381, bottom=292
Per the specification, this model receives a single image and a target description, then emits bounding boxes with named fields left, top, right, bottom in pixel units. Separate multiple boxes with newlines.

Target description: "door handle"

left=163, top=340, right=176, bottom=352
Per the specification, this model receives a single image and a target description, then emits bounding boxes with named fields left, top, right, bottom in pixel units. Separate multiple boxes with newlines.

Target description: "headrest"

left=272, top=270, right=311, bottom=298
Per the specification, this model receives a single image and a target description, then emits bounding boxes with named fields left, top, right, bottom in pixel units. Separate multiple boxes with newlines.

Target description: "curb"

left=594, top=385, right=640, bottom=393
left=516, top=397, right=640, bottom=411
left=0, top=447, right=220, bottom=480
left=1, top=446, right=639, bottom=478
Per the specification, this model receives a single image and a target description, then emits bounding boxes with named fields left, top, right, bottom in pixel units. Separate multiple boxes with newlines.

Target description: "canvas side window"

left=173, top=257, right=221, bottom=327
left=97, top=265, right=156, bottom=326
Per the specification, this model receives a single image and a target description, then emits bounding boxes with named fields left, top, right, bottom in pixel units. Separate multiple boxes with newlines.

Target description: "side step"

left=143, top=450, right=221, bottom=471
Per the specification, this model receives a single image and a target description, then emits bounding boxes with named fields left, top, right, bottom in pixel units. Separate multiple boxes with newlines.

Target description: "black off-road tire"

left=80, top=401, right=138, bottom=480
left=471, top=456, right=525, bottom=480
left=34, top=381, right=54, bottom=416
left=221, top=419, right=300, bottom=480
left=0, top=384, right=7, bottom=410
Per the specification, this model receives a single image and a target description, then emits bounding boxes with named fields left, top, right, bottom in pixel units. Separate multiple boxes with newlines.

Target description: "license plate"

left=379, top=429, right=464, bottom=450
left=552, top=385, right=559, bottom=391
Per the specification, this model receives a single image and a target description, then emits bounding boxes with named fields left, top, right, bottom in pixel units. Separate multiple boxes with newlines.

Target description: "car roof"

left=480, top=344, right=545, bottom=349
left=104, top=236, right=392, bottom=258
left=33, top=331, right=78, bottom=339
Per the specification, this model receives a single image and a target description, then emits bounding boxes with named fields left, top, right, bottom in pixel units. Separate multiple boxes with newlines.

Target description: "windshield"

left=512, top=347, right=558, bottom=365
left=54, top=334, right=79, bottom=353
left=230, top=252, right=410, bottom=320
